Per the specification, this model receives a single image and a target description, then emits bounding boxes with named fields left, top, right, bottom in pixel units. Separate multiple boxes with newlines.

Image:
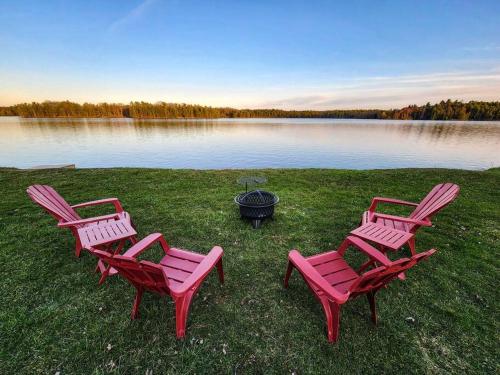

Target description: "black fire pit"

left=235, top=190, right=279, bottom=228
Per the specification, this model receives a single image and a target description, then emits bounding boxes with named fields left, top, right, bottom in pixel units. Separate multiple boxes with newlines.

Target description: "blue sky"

left=1, top=0, right=499, bottom=109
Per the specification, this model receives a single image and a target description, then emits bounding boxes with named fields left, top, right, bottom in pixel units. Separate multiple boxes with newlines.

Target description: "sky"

left=0, top=0, right=499, bottom=109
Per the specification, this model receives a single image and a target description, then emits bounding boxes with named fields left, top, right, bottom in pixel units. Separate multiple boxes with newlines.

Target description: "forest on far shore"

left=0, top=99, right=499, bottom=120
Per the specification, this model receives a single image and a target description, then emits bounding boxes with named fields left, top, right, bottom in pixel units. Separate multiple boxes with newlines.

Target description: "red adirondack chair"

left=90, top=233, right=224, bottom=339
left=284, top=236, right=436, bottom=342
left=27, top=184, right=136, bottom=257
left=361, top=183, right=459, bottom=254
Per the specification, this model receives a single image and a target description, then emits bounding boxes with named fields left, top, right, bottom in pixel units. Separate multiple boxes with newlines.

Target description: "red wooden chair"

left=89, top=233, right=224, bottom=339
left=361, top=182, right=459, bottom=254
left=27, top=184, right=136, bottom=257
left=284, top=236, right=436, bottom=343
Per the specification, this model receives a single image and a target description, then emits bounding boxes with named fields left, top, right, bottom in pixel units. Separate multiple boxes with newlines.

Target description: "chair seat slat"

left=160, top=255, right=199, bottom=273
left=306, top=251, right=342, bottom=266
left=168, top=248, right=204, bottom=263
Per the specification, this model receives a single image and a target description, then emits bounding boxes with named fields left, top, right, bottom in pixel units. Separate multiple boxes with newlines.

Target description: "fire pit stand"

left=234, top=177, right=279, bottom=229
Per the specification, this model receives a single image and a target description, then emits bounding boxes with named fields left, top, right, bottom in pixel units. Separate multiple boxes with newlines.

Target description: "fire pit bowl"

left=235, top=190, right=279, bottom=229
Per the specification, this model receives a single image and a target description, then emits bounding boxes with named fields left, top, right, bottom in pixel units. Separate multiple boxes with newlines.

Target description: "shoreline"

left=2, top=115, right=500, bottom=122
left=4, top=166, right=499, bottom=172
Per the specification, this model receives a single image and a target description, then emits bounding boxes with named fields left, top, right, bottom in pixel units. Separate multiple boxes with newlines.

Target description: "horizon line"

left=2, top=98, right=498, bottom=112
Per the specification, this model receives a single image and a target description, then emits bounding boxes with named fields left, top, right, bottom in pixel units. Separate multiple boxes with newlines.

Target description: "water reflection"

left=0, top=117, right=499, bottom=170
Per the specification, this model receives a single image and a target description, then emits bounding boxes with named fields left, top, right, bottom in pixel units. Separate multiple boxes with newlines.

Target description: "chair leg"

left=98, top=269, right=109, bottom=285
left=284, top=261, right=294, bottom=288
left=216, top=259, right=224, bottom=284
left=130, top=217, right=137, bottom=231
left=73, top=229, right=83, bottom=257
left=113, top=240, right=126, bottom=255
left=408, top=237, right=416, bottom=255
left=131, top=287, right=144, bottom=320
left=95, top=244, right=108, bottom=273
left=367, top=291, right=377, bottom=325
left=395, top=238, right=415, bottom=280
left=321, top=299, right=341, bottom=343
left=175, top=292, right=195, bottom=339
left=75, top=241, right=82, bottom=258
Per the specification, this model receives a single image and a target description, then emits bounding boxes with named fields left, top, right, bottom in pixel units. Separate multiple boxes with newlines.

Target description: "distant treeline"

left=0, top=99, right=499, bottom=120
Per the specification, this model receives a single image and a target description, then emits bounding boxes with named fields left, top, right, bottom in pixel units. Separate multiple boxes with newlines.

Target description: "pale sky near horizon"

left=0, top=0, right=499, bottom=109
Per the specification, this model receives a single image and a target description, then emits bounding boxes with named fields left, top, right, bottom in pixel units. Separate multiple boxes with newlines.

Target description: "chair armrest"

left=368, top=197, right=418, bottom=212
left=57, top=213, right=120, bottom=228
left=72, top=198, right=124, bottom=213
left=373, top=213, right=432, bottom=227
left=338, top=236, right=392, bottom=266
left=169, top=246, right=223, bottom=297
left=288, top=250, right=349, bottom=304
left=122, top=233, right=170, bottom=258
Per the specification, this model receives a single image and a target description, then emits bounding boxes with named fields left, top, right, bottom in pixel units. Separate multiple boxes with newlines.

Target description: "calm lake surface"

left=1, top=117, right=499, bottom=170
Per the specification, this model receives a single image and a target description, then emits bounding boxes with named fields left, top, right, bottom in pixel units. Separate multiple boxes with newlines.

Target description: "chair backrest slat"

left=27, top=185, right=81, bottom=223
left=410, top=183, right=460, bottom=223
left=91, top=251, right=170, bottom=294
left=349, top=249, right=436, bottom=296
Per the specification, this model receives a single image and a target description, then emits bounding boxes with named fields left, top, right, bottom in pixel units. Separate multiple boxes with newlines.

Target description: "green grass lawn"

left=0, top=167, right=498, bottom=374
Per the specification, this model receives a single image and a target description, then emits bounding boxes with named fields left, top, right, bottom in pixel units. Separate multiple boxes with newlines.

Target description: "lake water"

left=1, top=117, right=499, bottom=170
